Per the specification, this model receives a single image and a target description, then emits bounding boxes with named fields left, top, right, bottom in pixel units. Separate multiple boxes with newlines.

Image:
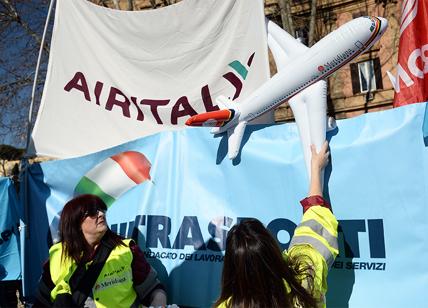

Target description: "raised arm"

left=308, top=141, right=330, bottom=197
left=287, top=141, right=338, bottom=303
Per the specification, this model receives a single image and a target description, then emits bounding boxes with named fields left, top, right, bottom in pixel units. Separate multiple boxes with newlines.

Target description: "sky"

left=0, top=0, right=52, bottom=149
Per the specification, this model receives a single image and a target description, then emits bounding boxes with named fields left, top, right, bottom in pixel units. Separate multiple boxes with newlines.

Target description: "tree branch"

left=308, top=0, right=317, bottom=46
left=0, top=0, right=50, bottom=53
left=277, top=0, right=294, bottom=36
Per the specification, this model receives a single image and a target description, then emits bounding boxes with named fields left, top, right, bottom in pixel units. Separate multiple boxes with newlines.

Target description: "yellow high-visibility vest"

left=49, top=239, right=140, bottom=308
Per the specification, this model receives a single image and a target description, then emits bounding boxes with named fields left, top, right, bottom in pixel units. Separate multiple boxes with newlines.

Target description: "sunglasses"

left=83, top=207, right=106, bottom=218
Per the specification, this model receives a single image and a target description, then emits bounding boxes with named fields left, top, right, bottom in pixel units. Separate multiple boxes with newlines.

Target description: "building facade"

left=265, top=0, right=400, bottom=121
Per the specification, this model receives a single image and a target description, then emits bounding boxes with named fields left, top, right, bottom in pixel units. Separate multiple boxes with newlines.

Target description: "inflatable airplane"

left=186, top=17, right=388, bottom=160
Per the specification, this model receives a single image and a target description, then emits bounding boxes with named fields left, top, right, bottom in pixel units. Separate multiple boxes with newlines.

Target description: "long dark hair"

left=214, top=218, right=318, bottom=308
left=59, top=194, right=124, bottom=264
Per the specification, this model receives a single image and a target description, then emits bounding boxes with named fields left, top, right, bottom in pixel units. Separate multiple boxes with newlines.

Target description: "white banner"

left=30, top=0, right=269, bottom=158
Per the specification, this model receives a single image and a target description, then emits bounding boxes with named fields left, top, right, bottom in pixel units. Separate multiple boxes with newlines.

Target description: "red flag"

left=389, top=0, right=428, bottom=107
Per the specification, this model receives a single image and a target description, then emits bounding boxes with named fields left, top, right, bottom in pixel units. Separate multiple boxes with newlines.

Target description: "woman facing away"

left=36, top=194, right=167, bottom=308
left=215, top=141, right=339, bottom=308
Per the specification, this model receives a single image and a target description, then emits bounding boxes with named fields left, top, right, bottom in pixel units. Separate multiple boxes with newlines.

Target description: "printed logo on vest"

left=94, top=272, right=132, bottom=291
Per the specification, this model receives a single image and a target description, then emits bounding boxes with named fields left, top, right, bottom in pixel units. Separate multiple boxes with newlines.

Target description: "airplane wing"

left=266, top=19, right=308, bottom=70
left=289, top=80, right=327, bottom=178
left=267, top=19, right=327, bottom=180
left=227, top=121, right=247, bottom=160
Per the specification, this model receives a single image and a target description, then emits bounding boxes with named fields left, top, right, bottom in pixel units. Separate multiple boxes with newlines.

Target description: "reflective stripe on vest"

left=289, top=235, right=335, bottom=267
left=296, top=219, right=338, bottom=250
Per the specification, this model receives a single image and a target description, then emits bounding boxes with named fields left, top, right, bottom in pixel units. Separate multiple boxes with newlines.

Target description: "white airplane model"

left=186, top=17, right=388, bottom=160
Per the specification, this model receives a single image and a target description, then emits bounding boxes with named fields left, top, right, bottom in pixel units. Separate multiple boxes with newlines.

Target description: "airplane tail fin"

left=185, top=109, right=235, bottom=127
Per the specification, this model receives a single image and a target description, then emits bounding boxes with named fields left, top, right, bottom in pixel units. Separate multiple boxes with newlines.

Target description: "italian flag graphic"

left=74, top=151, right=151, bottom=207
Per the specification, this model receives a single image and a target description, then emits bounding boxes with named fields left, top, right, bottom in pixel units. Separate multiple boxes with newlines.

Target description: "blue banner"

left=24, top=103, right=428, bottom=307
left=0, top=177, right=21, bottom=281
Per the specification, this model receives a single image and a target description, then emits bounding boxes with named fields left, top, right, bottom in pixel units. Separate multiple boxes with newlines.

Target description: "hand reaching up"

left=309, top=141, right=329, bottom=197
left=311, top=141, right=330, bottom=173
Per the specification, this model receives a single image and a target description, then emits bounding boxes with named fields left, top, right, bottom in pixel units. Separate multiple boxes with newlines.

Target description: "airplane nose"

left=376, top=16, right=388, bottom=34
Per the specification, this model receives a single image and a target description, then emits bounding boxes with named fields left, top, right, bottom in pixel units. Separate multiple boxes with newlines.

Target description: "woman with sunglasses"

left=36, top=194, right=167, bottom=307
left=215, top=142, right=338, bottom=308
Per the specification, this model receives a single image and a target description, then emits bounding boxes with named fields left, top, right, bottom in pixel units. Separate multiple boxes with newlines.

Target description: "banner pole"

left=24, top=0, right=56, bottom=153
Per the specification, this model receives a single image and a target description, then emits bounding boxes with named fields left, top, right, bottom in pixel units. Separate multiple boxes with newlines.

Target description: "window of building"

left=358, top=60, right=376, bottom=92
left=350, top=58, right=383, bottom=95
